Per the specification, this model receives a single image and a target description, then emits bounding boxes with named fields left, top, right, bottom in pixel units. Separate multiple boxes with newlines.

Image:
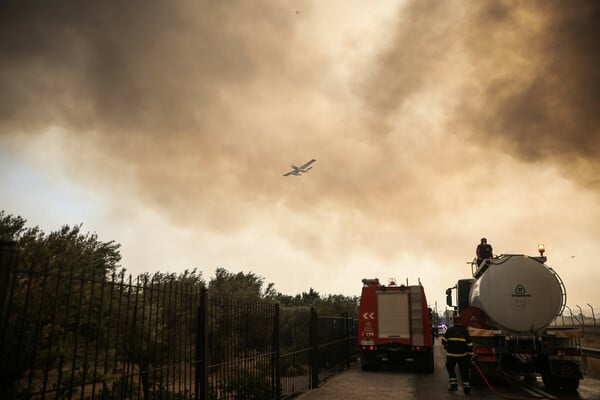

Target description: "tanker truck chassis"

left=446, top=252, right=583, bottom=391
left=466, top=326, right=582, bottom=390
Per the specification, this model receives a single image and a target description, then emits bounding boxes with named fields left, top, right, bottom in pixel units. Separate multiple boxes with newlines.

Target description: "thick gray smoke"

left=1, top=0, right=599, bottom=250
left=0, top=0, right=316, bottom=231
left=361, top=0, right=600, bottom=187
left=0, top=1, right=297, bottom=136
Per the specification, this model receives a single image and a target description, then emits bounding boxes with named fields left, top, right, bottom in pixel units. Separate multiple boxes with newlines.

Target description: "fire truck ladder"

left=410, top=289, right=425, bottom=346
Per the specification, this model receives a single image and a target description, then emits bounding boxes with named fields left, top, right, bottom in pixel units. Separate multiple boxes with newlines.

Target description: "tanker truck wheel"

left=541, top=361, right=581, bottom=391
left=543, top=374, right=580, bottom=391
left=560, top=377, right=580, bottom=391
left=541, top=370, right=559, bottom=390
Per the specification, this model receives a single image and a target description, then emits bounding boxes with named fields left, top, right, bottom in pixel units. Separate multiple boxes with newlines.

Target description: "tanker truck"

left=445, top=246, right=583, bottom=390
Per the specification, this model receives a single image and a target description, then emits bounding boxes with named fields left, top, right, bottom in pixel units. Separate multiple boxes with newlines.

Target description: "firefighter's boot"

left=463, top=382, right=470, bottom=396
left=448, top=378, right=458, bottom=392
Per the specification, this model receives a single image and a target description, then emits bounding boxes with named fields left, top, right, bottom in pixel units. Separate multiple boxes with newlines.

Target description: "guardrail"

left=582, top=347, right=600, bottom=359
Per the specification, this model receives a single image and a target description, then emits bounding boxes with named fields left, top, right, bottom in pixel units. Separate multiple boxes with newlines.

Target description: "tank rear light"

left=476, top=355, right=497, bottom=362
left=474, top=347, right=496, bottom=362
left=361, top=345, right=376, bottom=351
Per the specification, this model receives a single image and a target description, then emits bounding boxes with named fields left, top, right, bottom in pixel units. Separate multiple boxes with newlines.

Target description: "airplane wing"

left=283, top=159, right=316, bottom=176
left=299, top=159, right=316, bottom=170
left=283, top=169, right=301, bottom=176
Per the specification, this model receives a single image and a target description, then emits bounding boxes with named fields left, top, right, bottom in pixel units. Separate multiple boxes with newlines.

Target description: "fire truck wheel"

left=415, top=352, right=434, bottom=373
left=360, top=355, right=379, bottom=371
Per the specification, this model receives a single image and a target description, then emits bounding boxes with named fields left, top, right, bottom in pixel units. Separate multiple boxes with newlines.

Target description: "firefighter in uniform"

left=442, top=315, right=473, bottom=395
left=476, top=237, right=493, bottom=266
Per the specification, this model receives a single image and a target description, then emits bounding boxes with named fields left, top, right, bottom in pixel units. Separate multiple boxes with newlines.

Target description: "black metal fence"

left=0, top=241, right=357, bottom=399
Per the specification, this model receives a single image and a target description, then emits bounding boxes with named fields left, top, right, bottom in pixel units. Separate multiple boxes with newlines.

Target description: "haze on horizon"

left=1, top=0, right=599, bottom=313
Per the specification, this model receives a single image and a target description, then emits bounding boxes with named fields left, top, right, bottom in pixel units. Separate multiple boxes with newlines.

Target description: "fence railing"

left=551, top=311, right=600, bottom=337
left=0, top=240, right=357, bottom=400
left=582, top=348, right=600, bottom=359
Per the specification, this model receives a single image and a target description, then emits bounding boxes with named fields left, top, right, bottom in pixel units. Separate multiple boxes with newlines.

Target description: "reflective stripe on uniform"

left=447, top=352, right=472, bottom=357
left=443, top=337, right=473, bottom=345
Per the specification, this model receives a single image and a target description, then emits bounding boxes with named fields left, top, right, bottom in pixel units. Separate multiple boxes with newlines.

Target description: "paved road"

left=298, top=342, right=600, bottom=400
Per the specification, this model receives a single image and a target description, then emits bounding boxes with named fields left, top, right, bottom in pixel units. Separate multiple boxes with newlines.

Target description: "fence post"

left=343, top=312, right=350, bottom=369
left=196, top=288, right=208, bottom=400
left=0, top=239, right=17, bottom=396
left=0, top=240, right=16, bottom=319
left=272, top=303, right=281, bottom=400
left=309, top=307, right=319, bottom=389
left=588, top=303, right=596, bottom=328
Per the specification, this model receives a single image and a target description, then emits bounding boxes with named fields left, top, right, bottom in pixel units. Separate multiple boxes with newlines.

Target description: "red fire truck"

left=358, top=278, right=434, bottom=372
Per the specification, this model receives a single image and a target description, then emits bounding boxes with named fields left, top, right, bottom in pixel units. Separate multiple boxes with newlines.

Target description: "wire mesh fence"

left=551, top=305, right=600, bottom=336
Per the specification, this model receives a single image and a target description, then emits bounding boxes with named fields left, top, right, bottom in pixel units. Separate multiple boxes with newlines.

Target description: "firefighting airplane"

left=283, top=159, right=317, bottom=176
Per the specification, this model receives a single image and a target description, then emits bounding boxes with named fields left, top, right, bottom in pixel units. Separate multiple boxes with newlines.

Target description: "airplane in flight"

left=283, top=159, right=317, bottom=176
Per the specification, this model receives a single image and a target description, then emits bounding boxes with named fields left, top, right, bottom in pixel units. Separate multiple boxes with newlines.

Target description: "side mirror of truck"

left=445, top=288, right=453, bottom=307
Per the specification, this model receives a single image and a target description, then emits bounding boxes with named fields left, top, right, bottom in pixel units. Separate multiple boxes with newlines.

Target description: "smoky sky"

left=361, top=0, right=600, bottom=186
left=465, top=2, right=600, bottom=185
left=4, top=0, right=600, bottom=306
left=0, top=0, right=317, bottom=229
left=0, top=1, right=296, bottom=134
left=1, top=0, right=599, bottom=234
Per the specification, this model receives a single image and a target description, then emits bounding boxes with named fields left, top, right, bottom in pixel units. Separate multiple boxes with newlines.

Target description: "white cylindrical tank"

left=470, top=255, right=564, bottom=334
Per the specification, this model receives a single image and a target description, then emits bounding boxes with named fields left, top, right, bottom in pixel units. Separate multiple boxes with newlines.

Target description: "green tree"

left=0, top=211, right=121, bottom=279
left=120, top=269, right=205, bottom=399
left=208, top=267, right=276, bottom=300
left=301, top=288, right=321, bottom=306
left=275, top=288, right=358, bottom=316
left=0, top=211, right=121, bottom=398
left=206, top=268, right=276, bottom=361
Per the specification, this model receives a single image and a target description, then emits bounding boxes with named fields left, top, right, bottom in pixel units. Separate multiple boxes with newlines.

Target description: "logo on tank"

left=511, top=284, right=531, bottom=297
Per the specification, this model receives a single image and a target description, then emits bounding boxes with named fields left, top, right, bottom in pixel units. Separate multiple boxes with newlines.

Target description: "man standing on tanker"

left=476, top=237, right=493, bottom=266
left=442, top=316, right=473, bottom=395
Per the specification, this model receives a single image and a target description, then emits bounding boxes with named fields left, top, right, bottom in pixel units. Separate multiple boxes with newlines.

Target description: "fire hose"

left=471, top=360, right=558, bottom=400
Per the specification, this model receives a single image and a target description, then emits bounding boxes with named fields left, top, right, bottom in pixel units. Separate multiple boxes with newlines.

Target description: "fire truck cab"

left=358, top=278, right=434, bottom=372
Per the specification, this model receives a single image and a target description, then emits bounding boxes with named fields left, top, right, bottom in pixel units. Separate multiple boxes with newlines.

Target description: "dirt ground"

left=582, top=333, right=600, bottom=379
